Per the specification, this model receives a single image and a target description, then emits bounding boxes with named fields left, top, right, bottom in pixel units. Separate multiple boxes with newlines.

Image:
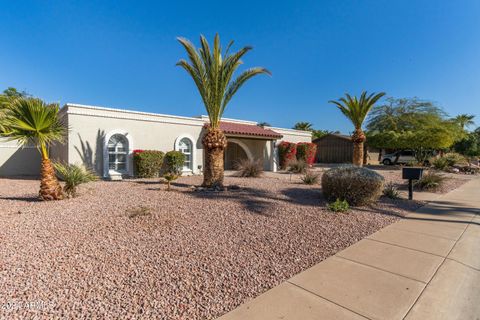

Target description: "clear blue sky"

left=1, top=1, right=479, bottom=133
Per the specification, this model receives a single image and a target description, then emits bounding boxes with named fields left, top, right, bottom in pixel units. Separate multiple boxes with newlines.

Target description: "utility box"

left=402, top=167, right=424, bottom=180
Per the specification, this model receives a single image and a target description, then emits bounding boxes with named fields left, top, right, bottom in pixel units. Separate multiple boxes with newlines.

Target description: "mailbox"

left=402, top=167, right=424, bottom=180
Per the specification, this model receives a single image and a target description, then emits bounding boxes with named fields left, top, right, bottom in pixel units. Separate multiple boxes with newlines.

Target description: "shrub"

left=432, top=157, right=449, bottom=170
left=301, top=170, right=319, bottom=185
left=321, top=166, right=384, bottom=206
left=444, top=153, right=467, bottom=167
left=133, top=150, right=165, bottom=178
left=383, top=182, right=400, bottom=199
left=415, top=171, right=445, bottom=191
left=53, top=163, right=98, bottom=198
left=278, top=142, right=297, bottom=169
left=234, top=158, right=263, bottom=177
left=164, top=151, right=186, bottom=175
left=296, top=142, right=317, bottom=165
left=126, top=206, right=152, bottom=218
left=288, top=159, right=307, bottom=173
left=327, top=199, right=350, bottom=212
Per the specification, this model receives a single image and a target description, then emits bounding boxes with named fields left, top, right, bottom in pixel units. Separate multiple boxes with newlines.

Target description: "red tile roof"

left=213, top=122, right=283, bottom=139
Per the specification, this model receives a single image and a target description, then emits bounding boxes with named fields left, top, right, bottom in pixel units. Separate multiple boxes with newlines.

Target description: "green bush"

left=321, top=166, right=384, bottom=206
left=301, top=170, right=320, bottom=185
left=327, top=199, right=350, bottom=212
left=164, top=150, right=186, bottom=175
left=415, top=171, right=445, bottom=191
left=444, top=153, right=466, bottom=166
left=432, top=157, right=449, bottom=170
left=54, top=163, right=98, bottom=198
left=383, top=182, right=400, bottom=199
left=134, top=150, right=165, bottom=178
left=288, top=159, right=307, bottom=174
left=234, top=158, right=263, bottom=177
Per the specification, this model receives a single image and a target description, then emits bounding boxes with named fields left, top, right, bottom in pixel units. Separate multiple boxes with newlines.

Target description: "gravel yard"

left=0, top=171, right=436, bottom=319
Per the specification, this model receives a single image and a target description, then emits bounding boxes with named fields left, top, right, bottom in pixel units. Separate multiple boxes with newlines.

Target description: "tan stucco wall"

left=66, top=105, right=206, bottom=177
left=0, top=140, right=42, bottom=176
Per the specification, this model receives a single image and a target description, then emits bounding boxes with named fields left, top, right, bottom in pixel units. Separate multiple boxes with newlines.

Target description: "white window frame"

left=174, top=134, right=196, bottom=173
left=103, top=130, right=133, bottom=178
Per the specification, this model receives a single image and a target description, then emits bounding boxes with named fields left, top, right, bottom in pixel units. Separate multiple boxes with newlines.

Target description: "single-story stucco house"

left=0, top=103, right=312, bottom=178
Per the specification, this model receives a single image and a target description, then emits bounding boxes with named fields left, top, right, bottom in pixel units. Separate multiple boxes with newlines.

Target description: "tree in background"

left=0, top=87, right=30, bottom=133
left=257, top=121, right=271, bottom=127
left=329, top=91, right=385, bottom=166
left=177, top=34, right=270, bottom=187
left=1, top=98, right=66, bottom=200
left=453, top=114, right=475, bottom=130
left=293, top=122, right=313, bottom=131
left=367, top=97, right=465, bottom=163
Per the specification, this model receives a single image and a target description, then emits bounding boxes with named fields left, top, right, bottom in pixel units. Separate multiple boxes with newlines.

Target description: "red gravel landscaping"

left=1, top=173, right=426, bottom=319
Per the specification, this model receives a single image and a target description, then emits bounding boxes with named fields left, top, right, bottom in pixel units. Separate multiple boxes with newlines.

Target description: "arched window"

left=178, top=137, right=193, bottom=171
left=108, top=134, right=128, bottom=173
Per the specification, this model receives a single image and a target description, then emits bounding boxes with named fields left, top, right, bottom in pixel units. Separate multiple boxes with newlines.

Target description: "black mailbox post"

left=402, top=167, right=424, bottom=200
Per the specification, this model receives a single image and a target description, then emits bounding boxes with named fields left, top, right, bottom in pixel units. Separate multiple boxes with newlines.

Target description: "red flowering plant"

left=296, top=142, right=317, bottom=166
left=278, top=142, right=297, bottom=169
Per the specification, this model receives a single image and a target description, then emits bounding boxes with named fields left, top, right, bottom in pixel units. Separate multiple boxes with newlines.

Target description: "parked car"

left=381, top=150, right=416, bottom=165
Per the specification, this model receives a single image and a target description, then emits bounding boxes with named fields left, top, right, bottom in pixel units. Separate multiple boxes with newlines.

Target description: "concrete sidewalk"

left=219, top=178, right=480, bottom=320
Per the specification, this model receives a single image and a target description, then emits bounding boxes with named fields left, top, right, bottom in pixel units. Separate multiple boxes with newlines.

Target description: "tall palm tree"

left=2, top=98, right=66, bottom=200
left=329, top=91, right=385, bottom=166
left=454, top=114, right=475, bottom=130
left=177, top=34, right=270, bottom=187
left=293, top=122, right=313, bottom=131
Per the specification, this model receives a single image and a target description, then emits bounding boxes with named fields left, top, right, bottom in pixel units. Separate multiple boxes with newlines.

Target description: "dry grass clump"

left=234, top=159, right=264, bottom=177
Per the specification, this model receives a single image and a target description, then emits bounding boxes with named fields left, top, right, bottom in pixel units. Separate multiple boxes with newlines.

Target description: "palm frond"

left=177, top=34, right=270, bottom=128
left=329, top=91, right=385, bottom=129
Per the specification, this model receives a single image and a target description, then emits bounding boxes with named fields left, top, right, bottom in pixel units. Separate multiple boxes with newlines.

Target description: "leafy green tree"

left=454, top=131, right=480, bottom=157
left=329, top=91, right=385, bottom=166
left=176, top=34, right=270, bottom=187
left=367, top=97, right=465, bottom=163
left=293, top=122, right=313, bottom=131
left=2, top=98, right=66, bottom=200
left=257, top=121, right=271, bottom=127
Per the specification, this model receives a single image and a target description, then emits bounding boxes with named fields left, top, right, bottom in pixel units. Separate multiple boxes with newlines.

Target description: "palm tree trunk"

left=352, top=129, right=366, bottom=167
left=202, top=127, right=228, bottom=188
left=353, top=142, right=364, bottom=166
left=39, top=146, right=64, bottom=201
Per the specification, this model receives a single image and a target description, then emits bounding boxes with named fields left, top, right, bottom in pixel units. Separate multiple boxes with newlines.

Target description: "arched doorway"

left=224, top=141, right=249, bottom=170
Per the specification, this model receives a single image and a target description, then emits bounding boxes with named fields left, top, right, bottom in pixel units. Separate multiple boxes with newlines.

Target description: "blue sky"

left=1, top=1, right=479, bottom=133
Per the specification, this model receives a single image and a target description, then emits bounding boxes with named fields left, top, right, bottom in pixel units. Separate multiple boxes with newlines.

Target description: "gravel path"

left=1, top=174, right=423, bottom=319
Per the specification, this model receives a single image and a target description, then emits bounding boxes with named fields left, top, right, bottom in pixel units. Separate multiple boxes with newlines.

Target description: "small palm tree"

left=329, top=91, right=385, bottom=166
left=293, top=122, right=313, bottom=131
left=454, top=114, right=475, bottom=130
left=177, top=34, right=270, bottom=187
left=2, top=98, right=66, bottom=200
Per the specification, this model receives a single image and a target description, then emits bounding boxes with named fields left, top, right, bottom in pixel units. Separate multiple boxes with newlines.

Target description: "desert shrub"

left=54, top=163, right=98, bottom=198
left=164, top=151, right=186, bottom=175
left=383, top=182, right=400, bottom=199
left=288, top=159, right=307, bottom=173
left=162, top=151, right=186, bottom=190
left=296, top=142, right=317, bottom=165
left=234, top=158, right=263, bottom=177
left=133, top=150, right=165, bottom=178
left=444, top=153, right=467, bottom=166
left=415, top=171, right=445, bottom=191
left=321, top=166, right=384, bottom=206
left=278, top=142, right=297, bottom=169
left=301, top=170, right=320, bottom=185
left=432, top=157, right=449, bottom=170
left=327, top=199, right=350, bottom=212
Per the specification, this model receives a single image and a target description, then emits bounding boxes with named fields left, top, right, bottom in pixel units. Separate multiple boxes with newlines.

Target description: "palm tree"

left=177, top=34, right=270, bottom=187
left=2, top=98, right=66, bottom=200
left=329, top=91, right=385, bottom=166
left=454, top=114, right=475, bottom=130
left=293, top=122, right=313, bottom=131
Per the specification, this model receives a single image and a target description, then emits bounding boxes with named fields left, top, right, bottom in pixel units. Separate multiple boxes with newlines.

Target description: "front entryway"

left=224, top=141, right=248, bottom=170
